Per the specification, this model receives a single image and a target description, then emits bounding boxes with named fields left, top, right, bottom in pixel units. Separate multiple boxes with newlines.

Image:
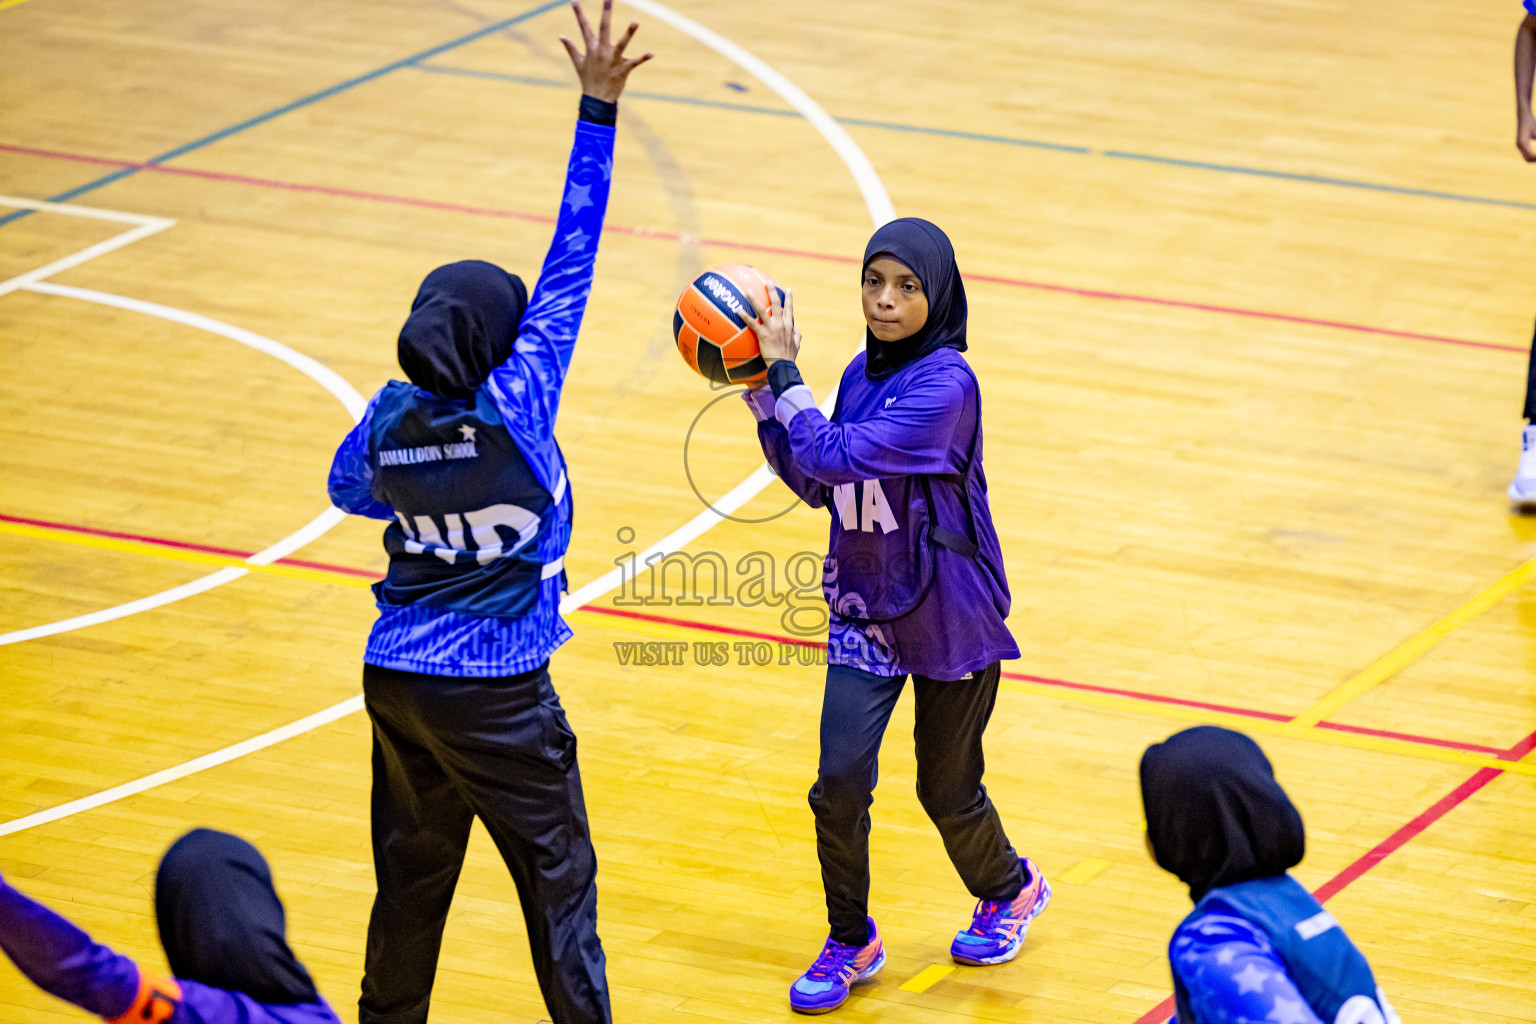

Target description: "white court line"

left=566, top=0, right=893, bottom=608
left=621, top=0, right=895, bottom=229
left=0, top=281, right=365, bottom=647
left=0, top=193, right=175, bottom=298
left=24, top=282, right=368, bottom=422
left=0, top=697, right=367, bottom=838
left=0, top=1, right=893, bottom=835
left=0, top=193, right=170, bottom=224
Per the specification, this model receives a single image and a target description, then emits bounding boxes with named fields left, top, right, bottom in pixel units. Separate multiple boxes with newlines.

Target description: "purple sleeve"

left=0, top=880, right=139, bottom=1019
left=743, top=389, right=824, bottom=507
left=327, top=395, right=395, bottom=520
left=176, top=980, right=343, bottom=1024
left=1171, top=916, right=1325, bottom=1024
left=770, top=367, right=969, bottom=486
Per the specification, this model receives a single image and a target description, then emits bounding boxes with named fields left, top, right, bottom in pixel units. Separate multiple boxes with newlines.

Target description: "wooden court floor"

left=2, top=0, right=1534, bottom=1021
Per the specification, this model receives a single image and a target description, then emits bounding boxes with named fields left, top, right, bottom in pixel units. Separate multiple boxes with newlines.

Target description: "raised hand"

left=747, top=284, right=801, bottom=367
left=560, top=0, right=653, bottom=103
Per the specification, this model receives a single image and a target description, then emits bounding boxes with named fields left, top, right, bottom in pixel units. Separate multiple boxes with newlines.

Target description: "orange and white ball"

left=674, top=264, right=785, bottom=388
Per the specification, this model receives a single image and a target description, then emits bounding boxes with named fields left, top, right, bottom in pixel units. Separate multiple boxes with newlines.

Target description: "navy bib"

left=1176, top=876, right=1399, bottom=1024
left=368, top=381, right=564, bottom=618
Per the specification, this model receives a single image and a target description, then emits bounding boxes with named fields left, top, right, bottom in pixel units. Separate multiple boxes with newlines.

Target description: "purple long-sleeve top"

left=747, top=346, right=1018, bottom=679
left=0, top=879, right=341, bottom=1024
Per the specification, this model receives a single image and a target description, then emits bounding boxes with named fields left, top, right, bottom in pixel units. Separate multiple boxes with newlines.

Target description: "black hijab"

left=397, top=259, right=529, bottom=399
left=155, top=828, right=319, bottom=1005
left=1140, top=726, right=1306, bottom=902
left=861, top=217, right=968, bottom=381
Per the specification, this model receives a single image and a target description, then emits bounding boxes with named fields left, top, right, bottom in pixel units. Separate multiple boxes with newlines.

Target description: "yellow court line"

left=0, top=0, right=40, bottom=11
left=0, top=520, right=372, bottom=590
left=10, top=521, right=1533, bottom=775
left=1058, top=857, right=1113, bottom=885
left=898, top=964, right=955, bottom=993
left=1289, top=554, right=1536, bottom=729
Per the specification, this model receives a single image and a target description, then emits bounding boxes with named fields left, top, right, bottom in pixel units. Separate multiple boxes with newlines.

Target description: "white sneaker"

left=1510, top=424, right=1536, bottom=503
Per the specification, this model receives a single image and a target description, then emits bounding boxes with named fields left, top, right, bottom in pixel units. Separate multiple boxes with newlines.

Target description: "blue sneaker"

left=951, top=857, right=1051, bottom=965
left=789, top=917, right=886, bottom=1014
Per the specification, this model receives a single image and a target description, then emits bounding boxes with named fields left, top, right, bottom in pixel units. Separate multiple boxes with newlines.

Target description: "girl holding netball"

left=742, top=218, right=1045, bottom=1013
left=0, top=828, right=341, bottom=1024
left=1140, top=727, right=1400, bottom=1024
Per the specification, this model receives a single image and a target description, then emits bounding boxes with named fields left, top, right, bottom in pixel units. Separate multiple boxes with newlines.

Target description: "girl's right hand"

left=748, top=285, right=801, bottom=366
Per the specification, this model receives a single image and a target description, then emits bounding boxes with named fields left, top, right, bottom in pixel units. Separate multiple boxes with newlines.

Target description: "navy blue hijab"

left=155, top=829, right=319, bottom=1005
left=1140, top=727, right=1306, bottom=902
left=861, top=217, right=968, bottom=380
left=398, top=260, right=529, bottom=400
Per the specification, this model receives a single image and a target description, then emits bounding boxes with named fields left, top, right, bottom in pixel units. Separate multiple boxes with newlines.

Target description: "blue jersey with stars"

left=1170, top=874, right=1399, bottom=1024
left=327, top=115, right=613, bottom=676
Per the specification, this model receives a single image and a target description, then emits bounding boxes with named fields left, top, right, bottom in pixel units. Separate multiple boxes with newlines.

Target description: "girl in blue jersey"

left=743, top=218, right=1047, bottom=1013
left=0, top=828, right=341, bottom=1024
left=1141, top=726, right=1400, bottom=1024
left=325, top=5, right=649, bottom=1024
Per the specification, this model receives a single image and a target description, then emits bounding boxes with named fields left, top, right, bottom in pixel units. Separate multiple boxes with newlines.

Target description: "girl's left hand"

left=748, top=285, right=802, bottom=366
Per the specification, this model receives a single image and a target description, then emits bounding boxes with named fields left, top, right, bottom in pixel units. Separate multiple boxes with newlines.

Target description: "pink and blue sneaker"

left=950, top=857, right=1051, bottom=966
left=789, top=916, right=886, bottom=1014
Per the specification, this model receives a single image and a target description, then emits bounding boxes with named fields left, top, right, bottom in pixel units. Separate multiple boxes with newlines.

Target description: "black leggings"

left=808, top=661, right=1025, bottom=945
left=1525, top=321, right=1536, bottom=421
left=359, top=662, right=609, bottom=1024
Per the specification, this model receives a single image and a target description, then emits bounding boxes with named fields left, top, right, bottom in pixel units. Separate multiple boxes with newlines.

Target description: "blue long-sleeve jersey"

left=328, top=113, right=614, bottom=676
left=0, top=878, right=340, bottom=1024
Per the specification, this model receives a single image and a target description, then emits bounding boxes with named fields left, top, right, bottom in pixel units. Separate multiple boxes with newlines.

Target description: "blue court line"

left=0, top=0, right=564, bottom=228
left=415, top=62, right=1092, bottom=154
left=1101, top=150, right=1536, bottom=212
left=417, top=61, right=1536, bottom=213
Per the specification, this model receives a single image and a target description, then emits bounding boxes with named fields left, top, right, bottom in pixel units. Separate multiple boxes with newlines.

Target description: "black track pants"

left=1524, top=320, right=1536, bottom=422
left=358, top=662, right=609, bottom=1024
left=808, top=661, right=1024, bottom=946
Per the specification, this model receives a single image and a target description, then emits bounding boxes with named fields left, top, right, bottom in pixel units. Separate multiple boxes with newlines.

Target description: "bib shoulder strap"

left=922, top=363, right=983, bottom=558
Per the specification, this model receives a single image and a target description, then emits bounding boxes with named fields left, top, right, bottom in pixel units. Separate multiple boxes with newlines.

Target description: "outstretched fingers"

left=598, top=0, right=613, bottom=46
left=571, top=0, right=597, bottom=52
left=564, top=1, right=651, bottom=102
left=613, top=20, right=639, bottom=59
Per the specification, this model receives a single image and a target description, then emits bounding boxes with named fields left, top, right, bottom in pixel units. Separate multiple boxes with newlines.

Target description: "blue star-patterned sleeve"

left=1171, top=914, right=1325, bottom=1024
left=327, top=392, right=395, bottom=520
left=485, top=111, right=616, bottom=438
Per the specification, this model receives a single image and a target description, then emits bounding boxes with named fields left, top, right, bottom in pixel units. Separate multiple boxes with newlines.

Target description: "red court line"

left=1, top=142, right=1521, bottom=355
left=1003, top=669, right=1502, bottom=755
left=592, top=603, right=821, bottom=648
left=4, top=509, right=1511, bottom=757
left=1131, top=726, right=1536, bottom=1024
left=1315, top=719, right=1501, bottom=756
left=0, top=143, right=848, bottom=260
left=963, top=272, right=1526, bottom=354
left=0, top=512, right=380, bottom=579
left=9, top=507, right=1530, bottom=1022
